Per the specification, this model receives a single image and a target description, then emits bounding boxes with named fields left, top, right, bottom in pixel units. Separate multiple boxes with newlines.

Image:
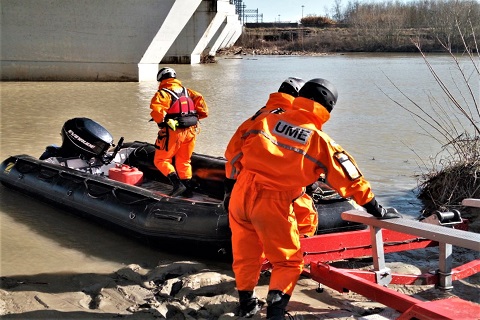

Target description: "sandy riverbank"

left=2, top=228, right=478, bottom=319
left=2, top=205, right=478, bottom=319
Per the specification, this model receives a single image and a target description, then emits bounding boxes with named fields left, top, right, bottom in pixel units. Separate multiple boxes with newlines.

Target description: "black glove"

left=222, top=193, right=231, bottom=213
left=363, top=197, right=402, bottom=219
left=222, top=178, right=236, bottom=213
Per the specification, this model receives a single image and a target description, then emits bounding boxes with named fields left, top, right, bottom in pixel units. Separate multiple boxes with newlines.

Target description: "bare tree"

left=381, top=20, right=479, bottom=213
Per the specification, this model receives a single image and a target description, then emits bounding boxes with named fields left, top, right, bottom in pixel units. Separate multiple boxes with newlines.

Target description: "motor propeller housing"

left=60, top=117, right=114, bottom=160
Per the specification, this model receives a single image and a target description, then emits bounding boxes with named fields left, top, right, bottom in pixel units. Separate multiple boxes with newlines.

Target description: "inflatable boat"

left=0, top=118, right=364, bottom=252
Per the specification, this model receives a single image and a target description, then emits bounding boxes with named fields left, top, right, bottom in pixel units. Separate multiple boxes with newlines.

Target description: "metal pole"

left=438, top=242, right=453, bottom=290
left=370, top=226, right=392, bottom=286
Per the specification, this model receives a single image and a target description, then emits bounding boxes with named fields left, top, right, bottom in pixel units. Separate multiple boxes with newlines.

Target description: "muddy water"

left=1, top=53, right=476, bottom=276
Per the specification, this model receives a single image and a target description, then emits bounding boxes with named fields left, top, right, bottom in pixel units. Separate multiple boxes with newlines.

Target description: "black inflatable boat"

left=0, top=118, right=364, bottom=252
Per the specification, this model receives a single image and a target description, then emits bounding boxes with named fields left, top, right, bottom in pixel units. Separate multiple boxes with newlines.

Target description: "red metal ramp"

left=397, top=298, right=480, bottom=320
left=305, top=210, right=480, bottom=319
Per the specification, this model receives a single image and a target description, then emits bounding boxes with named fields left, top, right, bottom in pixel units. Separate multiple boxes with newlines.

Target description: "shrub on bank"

left=386, top=21, right=480, bottom=219
left=235, top=0, right=480, bottom=53
left=418, top=137, right=480, bottom=214
left=300, top=15, right=336, bottom=28
left=237, top=25, right=474, bottom=54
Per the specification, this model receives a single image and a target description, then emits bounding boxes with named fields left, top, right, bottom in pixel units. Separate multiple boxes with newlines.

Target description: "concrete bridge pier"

left=1, top=0, right=241, bottom=82
left=209, top=13, right=243, bottom=56
left=138, top=0, right=242, bottom=82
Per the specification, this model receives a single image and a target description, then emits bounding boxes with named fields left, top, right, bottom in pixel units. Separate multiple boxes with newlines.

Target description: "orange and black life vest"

left=162, top=87, right=198, bottom=128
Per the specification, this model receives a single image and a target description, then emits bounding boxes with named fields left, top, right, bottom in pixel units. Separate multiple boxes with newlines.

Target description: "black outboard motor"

left=59, top=117, right=113, bottom=160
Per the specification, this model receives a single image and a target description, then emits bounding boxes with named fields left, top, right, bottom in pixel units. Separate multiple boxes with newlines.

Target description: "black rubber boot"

left=266, top=290, right=290, bottom=320
left=167, top=173, right=186, bottom=197
left=180, top=179, right=194, bottom=198
left=236, top=290, right=264, bottom=318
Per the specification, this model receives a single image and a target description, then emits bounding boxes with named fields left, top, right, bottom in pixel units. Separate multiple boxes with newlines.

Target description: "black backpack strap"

left=182, top=87, right=189, bottom=98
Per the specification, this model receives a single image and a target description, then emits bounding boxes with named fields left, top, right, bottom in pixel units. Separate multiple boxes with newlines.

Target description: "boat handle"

left=15, top=160, right=40, bottom=174
left=58, top=171, right=84, bottom=183
left=38, top=167, right=59, bottom=180
left=84, top=179, right=113, bottom=198
left=153, top=213, right=184, bottom=222
left=111, top=188, right=151, bottom=205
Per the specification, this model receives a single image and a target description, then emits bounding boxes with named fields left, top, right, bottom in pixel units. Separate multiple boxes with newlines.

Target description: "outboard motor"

left=59, top=117, right=114, bottom=161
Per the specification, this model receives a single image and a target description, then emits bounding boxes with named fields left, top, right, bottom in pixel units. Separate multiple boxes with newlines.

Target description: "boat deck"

left=139, top=178, right=222, bottom=204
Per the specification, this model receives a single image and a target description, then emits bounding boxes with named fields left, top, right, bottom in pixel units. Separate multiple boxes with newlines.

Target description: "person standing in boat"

left=226, top=78, right=401, bottom=319
left=150, top=67, right=208, bottom=197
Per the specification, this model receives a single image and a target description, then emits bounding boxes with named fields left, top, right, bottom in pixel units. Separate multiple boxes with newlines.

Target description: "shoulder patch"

left=273, top=120, right=312, bottom=145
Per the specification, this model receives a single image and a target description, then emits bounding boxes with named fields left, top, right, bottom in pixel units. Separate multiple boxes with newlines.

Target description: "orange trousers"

left=154, top=127, right=196, bottom=179
left=229, top=171, right=304, bottom=296
left=295, top=193, right=318, bottom=237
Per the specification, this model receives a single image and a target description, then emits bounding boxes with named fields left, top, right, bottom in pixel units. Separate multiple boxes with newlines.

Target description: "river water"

left=1, top=53, right=476, bottom=277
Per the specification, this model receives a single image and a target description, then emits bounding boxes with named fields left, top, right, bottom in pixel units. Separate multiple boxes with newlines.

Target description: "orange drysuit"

left=228, top=97, right=375, bottom=296
left=150, top=78, right=208, bottom=179
left=225, top=92, right=318, bottom=237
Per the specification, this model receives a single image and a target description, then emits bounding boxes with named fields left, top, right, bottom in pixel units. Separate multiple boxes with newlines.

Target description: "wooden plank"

left=462, top=198, right=480, bottom=208
left=341, top=210, right=480, bottom=251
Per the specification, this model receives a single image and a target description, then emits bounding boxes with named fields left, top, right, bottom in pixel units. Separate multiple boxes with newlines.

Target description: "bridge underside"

left=0, top=0, right=242, bottom=81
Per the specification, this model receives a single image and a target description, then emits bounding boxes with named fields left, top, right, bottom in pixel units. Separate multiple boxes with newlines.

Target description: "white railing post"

left=370, top=225, right=392, bottom=286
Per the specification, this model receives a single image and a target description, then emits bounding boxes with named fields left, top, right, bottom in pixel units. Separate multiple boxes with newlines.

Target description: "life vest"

left=162, top=87, right=198, bottom=128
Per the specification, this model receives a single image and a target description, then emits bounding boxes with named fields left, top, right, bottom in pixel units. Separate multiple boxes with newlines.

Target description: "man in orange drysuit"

left=150, top=67, right=208, bottom=197
left=227, top=78, right=401, bottom=319
left=224, top=77, right=318, bottom=239
left=224, top=77, right=318, bottom=317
